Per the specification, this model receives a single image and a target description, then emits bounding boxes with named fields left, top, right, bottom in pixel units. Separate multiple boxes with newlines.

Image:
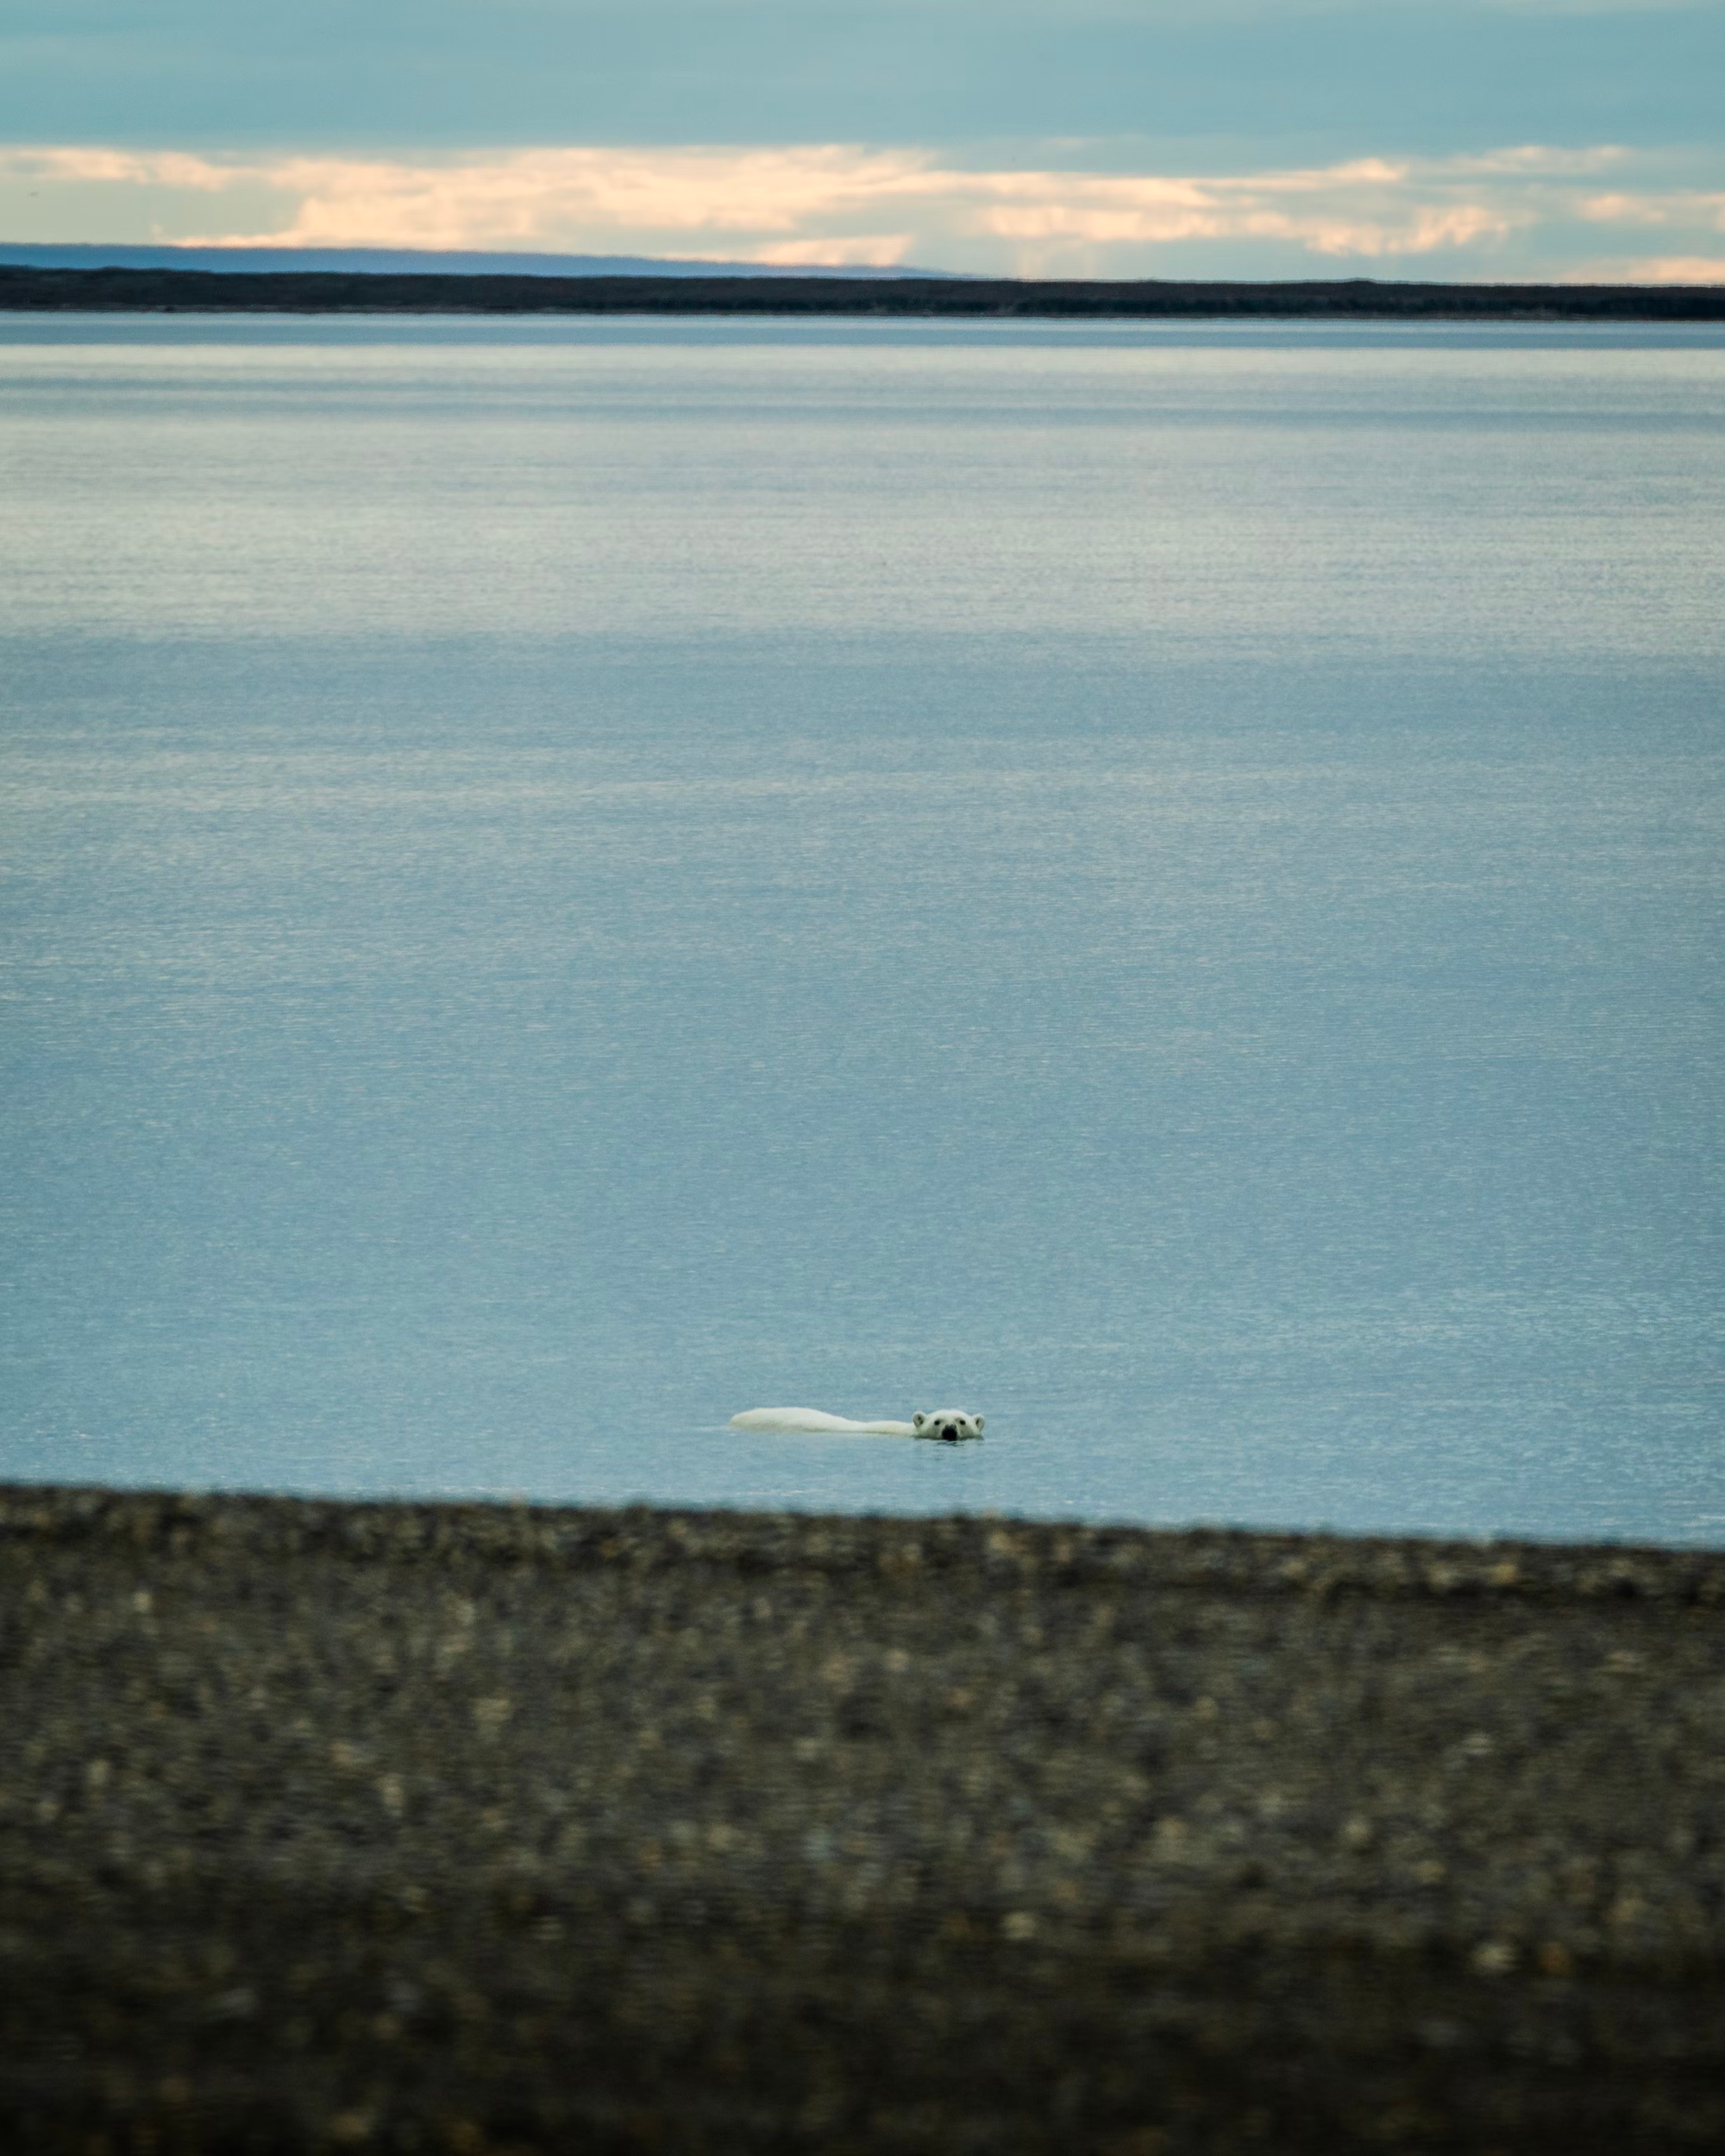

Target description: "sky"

left=2, top=0, right=1722, bottom=281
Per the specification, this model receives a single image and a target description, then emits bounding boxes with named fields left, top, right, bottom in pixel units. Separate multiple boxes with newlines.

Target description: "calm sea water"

left=3, top=314, right=1721, bottom=1542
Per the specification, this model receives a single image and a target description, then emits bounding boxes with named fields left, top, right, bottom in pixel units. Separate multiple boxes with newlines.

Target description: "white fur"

left=730, top=1407, right=984, bottom=1441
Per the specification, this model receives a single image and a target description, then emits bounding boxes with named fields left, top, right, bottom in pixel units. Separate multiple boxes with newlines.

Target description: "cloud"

left=1579, top=188, right=1725, bottom=229
left=750, top=235, right=913, bottom=266
left=0, top=144, right=234, bottom=191
left=946, top=161, right=1521, bottom=259
left=1439, top=144, right=1628, bottom=176
left=1564, top=254, right=1725, bottom=283
left=5, top=138, right=1725, bottom=280
left=0, top=142, right=1540, bottom=264
left=1628, top=255, right=1725, bottom=282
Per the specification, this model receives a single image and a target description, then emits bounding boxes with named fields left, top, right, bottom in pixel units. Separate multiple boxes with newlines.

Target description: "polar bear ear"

left=973, top=1415, right=984, bottom=1432
left=913, top=1413, right=927, bottom=1430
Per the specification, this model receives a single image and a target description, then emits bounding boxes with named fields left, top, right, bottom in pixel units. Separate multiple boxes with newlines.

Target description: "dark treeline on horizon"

left=3, top=264, right=1723, bottom=320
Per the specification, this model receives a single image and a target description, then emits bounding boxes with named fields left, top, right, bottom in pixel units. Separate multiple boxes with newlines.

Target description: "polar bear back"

left=730, top=1407, right=914, bottom=1436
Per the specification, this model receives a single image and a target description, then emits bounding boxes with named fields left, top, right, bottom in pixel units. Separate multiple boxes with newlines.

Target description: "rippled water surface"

left=3, top=315, right=1721, bottom=1540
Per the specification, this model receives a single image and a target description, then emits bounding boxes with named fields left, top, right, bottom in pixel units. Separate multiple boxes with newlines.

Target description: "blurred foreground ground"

left=3, top=1483, right=1722, bottom=2153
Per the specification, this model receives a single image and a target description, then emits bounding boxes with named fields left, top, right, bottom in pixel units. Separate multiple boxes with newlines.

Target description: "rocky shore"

left=3, top=1482, right=1722, bottom=2153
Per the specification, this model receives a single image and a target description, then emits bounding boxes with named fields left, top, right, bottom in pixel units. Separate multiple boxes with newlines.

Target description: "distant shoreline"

left=3, top=265, right=1723, bottom=320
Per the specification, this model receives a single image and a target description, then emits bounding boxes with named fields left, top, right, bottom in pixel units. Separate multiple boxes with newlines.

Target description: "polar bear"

left=730, top=1407, right=984, bottom=1442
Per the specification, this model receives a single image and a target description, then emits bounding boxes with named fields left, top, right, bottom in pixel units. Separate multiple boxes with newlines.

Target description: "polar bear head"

left=912, top=1409, right=985, bottom=1443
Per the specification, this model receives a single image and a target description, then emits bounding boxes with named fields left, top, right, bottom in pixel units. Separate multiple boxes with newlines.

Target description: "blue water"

left=3, top=315, right=1721, bottom=1542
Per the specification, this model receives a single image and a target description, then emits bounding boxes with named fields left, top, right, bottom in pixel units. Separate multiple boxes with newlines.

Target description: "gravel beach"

left=3, top=1482, right=1722, bottom=2153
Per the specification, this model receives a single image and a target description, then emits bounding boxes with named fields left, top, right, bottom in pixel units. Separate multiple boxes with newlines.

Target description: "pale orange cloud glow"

left=1, top=140, right=1721, bottom=280
left=1579, top=189, right=1725, bottom=229
left=0, top=146, right=237, bottom=191
left=1564, top=254, right=1725, bottom=284
left=142, top=147, right=1546, bottom=266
